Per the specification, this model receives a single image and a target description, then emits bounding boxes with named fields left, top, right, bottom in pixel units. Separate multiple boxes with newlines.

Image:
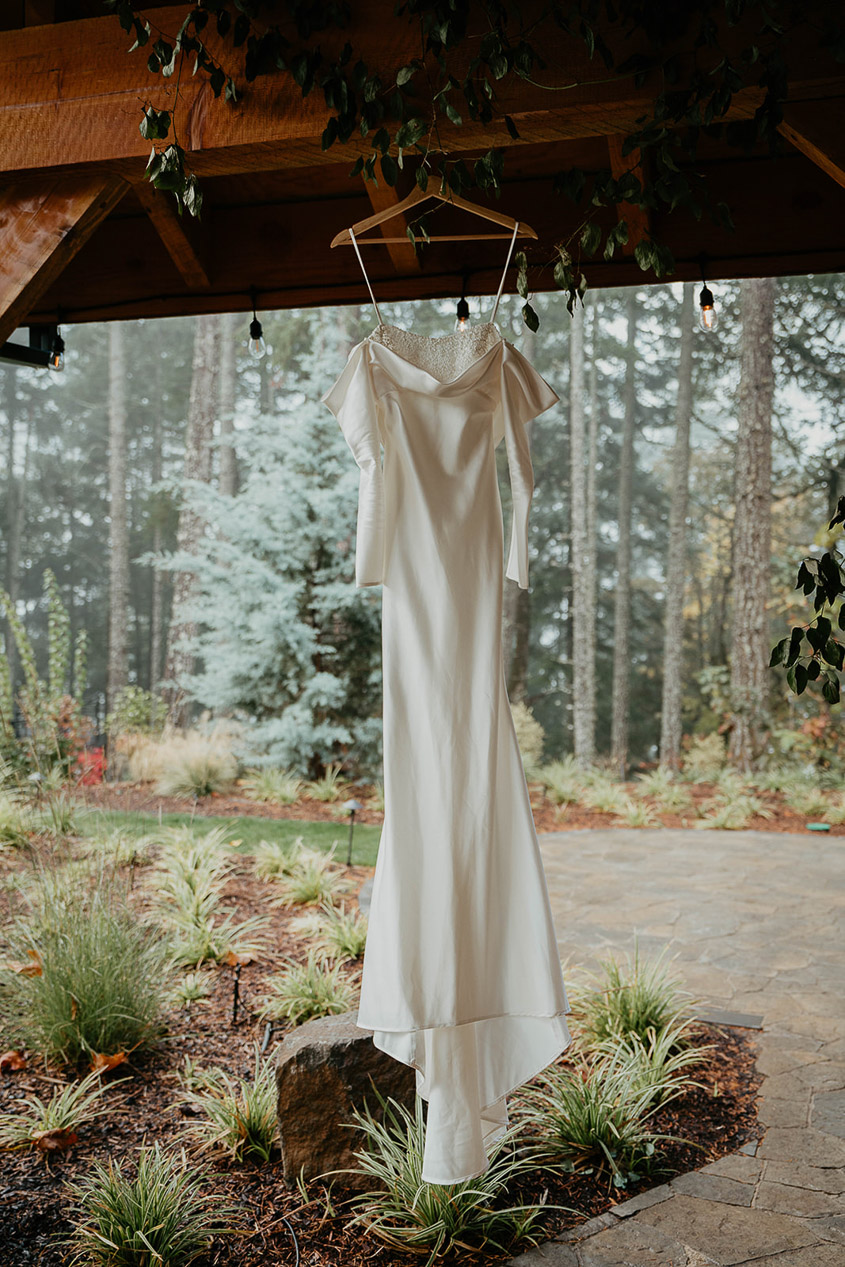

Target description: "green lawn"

left=76, top=807, right=381, bottom=868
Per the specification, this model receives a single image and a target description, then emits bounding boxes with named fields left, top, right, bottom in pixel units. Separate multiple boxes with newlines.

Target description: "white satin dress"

left=322, top=231, right=571, bottom=1186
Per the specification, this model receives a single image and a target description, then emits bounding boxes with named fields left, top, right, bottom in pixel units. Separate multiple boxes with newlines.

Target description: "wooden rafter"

left=606, top=135, right=649, bottom=254
left=0, top=172, right=127, bottom=345
left=778, top=103, right=845, bottom=191
left=134, top=180, right=212, bottom=289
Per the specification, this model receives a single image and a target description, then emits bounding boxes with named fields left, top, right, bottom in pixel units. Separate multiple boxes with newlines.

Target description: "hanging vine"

left=104, top=0, right=843, bottom=325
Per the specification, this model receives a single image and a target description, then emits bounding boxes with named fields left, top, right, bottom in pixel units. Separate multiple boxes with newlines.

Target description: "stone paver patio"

left=508, top=828, right=845, bottom=1267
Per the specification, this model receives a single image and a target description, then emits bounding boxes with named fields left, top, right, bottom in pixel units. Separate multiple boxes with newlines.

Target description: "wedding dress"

left=322, top=225, right=571, bottom=1185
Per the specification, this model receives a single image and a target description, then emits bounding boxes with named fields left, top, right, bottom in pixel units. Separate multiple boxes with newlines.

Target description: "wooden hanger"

left=330, top=184, right=538, bottom=247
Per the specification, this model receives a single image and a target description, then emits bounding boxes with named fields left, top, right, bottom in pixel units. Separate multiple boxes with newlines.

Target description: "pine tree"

left=569, top=301, right=594, bottom=766
left=107, top=322, right=130, bottom=714
left=164, top=312, right=382, bottom=776
left=610, top=292, right=637, bottom=775
left=729, top=277, right=776, bottom=770
left=660, top=283, right=695, bottom=768
left=163, top=314, right=220, bottom=723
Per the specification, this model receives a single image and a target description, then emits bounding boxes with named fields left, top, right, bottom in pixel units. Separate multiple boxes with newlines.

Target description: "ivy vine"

left=104, top=0, right=843, bottom=327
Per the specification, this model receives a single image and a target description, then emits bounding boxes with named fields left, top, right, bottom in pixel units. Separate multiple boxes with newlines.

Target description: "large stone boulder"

left=275, top=1010, right=416, bottom=1188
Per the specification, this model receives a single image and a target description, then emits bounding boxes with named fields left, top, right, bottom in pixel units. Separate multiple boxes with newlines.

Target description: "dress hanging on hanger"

left=322, top=219, right=571, bottom=1185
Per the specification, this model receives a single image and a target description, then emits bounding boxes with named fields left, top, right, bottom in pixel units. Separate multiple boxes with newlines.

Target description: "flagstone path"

left=508, top=828, right=845, bottom=1267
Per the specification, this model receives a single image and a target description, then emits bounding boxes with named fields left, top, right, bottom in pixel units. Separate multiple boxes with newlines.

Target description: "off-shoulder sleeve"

left=321, top=341, right=384, bottom=587
left=499, top=343, right=560, bottom=589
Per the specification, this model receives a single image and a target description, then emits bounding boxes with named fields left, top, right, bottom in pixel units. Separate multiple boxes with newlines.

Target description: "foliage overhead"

left=102, top=0, right=844, bottom=325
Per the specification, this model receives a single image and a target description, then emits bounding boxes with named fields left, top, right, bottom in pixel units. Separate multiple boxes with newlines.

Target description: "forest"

left=1, top=273, right=843, bottom=780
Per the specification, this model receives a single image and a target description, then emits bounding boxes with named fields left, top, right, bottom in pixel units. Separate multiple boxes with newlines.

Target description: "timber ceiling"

left=1, top=2, right=844, bottom=335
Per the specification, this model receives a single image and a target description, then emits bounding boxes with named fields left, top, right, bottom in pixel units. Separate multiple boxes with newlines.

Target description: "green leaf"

left=445, top=102, right=463, bottom=126
left=415, top=166, right=429, bottom=192
left=396, top=64, right=416, bottom=86
left=823, top=639, right=845, bottom=670
left=807, top=658, right=821, bottom=681
left=380, top=153, right=398, bottom=186
left=522, top=303, right=539, bottom=332
left=822, top=677, right=841, bottom=705
left=633, top=240, right=654, bottom=271
left=785, top=628, right=804, bottom=667
left=794, top=663, right=809, bottom=695
left=769, top=637, right=788, bottom=667
left=580, top=222, right=601, bottom=257
left=504, top=114, right=520, bottom=140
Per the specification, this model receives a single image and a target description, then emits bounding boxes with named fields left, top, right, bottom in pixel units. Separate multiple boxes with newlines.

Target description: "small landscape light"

left=343, top=797, right=364, bottom=867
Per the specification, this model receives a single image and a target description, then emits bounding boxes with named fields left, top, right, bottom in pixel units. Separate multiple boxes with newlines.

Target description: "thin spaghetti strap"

left=489, top=222, right=520, bottom=325
left=349, top=227, right=384, bottom=326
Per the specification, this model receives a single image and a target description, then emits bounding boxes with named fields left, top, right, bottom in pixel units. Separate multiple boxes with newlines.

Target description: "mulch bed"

left=0, top=838, right=763, bottom=1267
left=78, top=778, right=845, bottom=836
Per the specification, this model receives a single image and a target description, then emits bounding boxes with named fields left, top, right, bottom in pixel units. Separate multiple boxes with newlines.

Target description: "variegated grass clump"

left=242, top=766, right=304, bottom=805
left=784, top=786, right=836, bottom=819
left=695, top=790, right=772, bottom=830
left=273, top=847, right=352, bottom=907
left=0, top=1069, right=115, bottom=1150
left=253, top=835, right=309, bottom=881
left=680, top=732, right=727, bottom=783
left=0, top=791, right=35, bottom=849
left=304, top=762, right=348, bottom=803
left=633, top=769, right=694, bottom=813
left=262, top=951, right=359, bottom=1025
left=613, top=798, right=661, bottom=828
left=537, top=756, right=587, bottom=807
left=65, top=1143, right=236, bottom=1267
left=179, top=1046, right=278, bottom=1162
left=171, top=971, right=216, bottom=1008
left=345, top=1089, right=560, bottom=1266
left=567, top=944, right=697, bottom=1051
left=290, top=899, right=368, bottom=962
left=582, top=783, right=628, bottom=815
left=153, top=826, right=268, bottom=967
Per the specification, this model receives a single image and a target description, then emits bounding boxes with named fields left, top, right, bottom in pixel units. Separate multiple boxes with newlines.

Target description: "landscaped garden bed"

left=0, top=811, right=763, bottom=1267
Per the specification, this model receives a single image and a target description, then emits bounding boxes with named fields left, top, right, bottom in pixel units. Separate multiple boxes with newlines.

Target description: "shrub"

left=65, top=1143, right=235, bottom=1267
left=696, top=793, right=772, bottom=830
left=569, top=945, right=694, bottom=1050
left=0, top=1068, right=114, bottom=1150
left=157, top=751, right=236, bottom=799
left=180, top=1046, right=278, bottom=1162
left=304, top=762, right=348, bottom=803
left=123, top=727, right=236, bottom=790
left=592, top=1019, right=710, bottom=1106
left=681, top=733, right=726, bottom=782
left=106, top=685, right=168, bottom=739
left=313, top=900, right=369, bottom=962
left=784, top=786, right=834, bottom=818
left=634, top=769, right=694, bottom=812
left=171, top=972, right=216, bottom=1008
left=510, top=701, right=544, bottom=774
left=347, top=1089, right=557, bottom=1263
left=262, top=951, right=358, bottom=1024
left=0, top=871, right=170, bottom=1065
left=584, top=784, right=628, bottom=814
left=517, top=1053, right=664, bottom=1188
left=242, top=767, right=303, bottom=805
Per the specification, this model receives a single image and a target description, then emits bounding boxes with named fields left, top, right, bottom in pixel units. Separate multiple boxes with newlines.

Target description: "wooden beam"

left=363, top=179, right=421, bottom=273
left=778, top=103, right=845, bottom=191
left=0, top=2, right=802, bottom=180
left=134, top=181, right=212, bottom=289
left=0, top=172, right=127, bottom=344
left=606, top=135, right=649, bottom=254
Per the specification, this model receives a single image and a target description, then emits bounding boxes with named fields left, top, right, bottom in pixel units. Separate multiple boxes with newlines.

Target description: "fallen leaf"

left=89, top=1050, right=128, bottom=1074
left=0, top=1050, right=27, bottom=1073
left=223, top=950, right=256, bottom=966
left=70, top=997, right=78, bottom=1019
left=33, top=1128, right=78, bottom=1152
left=10, top=950, right=43, bottom=977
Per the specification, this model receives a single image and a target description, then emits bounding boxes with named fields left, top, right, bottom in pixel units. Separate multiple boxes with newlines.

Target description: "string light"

left=698, top=258, right=718, bottom=333
left=47, top=326, right=65, bottom=372
left=455, top=275, right=470, bottom=333
left=247, top=287, right=266, bottom=360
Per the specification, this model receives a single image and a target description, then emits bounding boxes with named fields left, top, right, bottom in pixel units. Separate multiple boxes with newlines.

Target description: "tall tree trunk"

left=570, top=301, right=594, bottom=766
left=2, top=370, right=29, bottom=699
left=659, top=282, right=695, bottom=768
left=610, top=292, right=637, bottom=776
left=149, top=368, right=165, bottom=693
left=728, top=277, right=775, bottom=770
left=107, top=322, right=130, bottom=714
left=163, top=314, right=220, bottom=724
left=218, top=312, right=239, bottom=496
left=586, top=303, right=599, bottom=736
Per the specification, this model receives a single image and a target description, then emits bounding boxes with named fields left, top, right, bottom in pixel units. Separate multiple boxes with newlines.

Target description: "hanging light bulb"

left=47, top=326, right=65, bottom=372
left=247, top=288, right=266, bottom=360
left=454, top=275, right=471, bottom=333
left=697, top=258, right=718, bottom=333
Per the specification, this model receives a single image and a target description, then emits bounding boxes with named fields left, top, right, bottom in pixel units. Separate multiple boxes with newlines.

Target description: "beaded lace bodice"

left=369, top=322, right=502, bottom=384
